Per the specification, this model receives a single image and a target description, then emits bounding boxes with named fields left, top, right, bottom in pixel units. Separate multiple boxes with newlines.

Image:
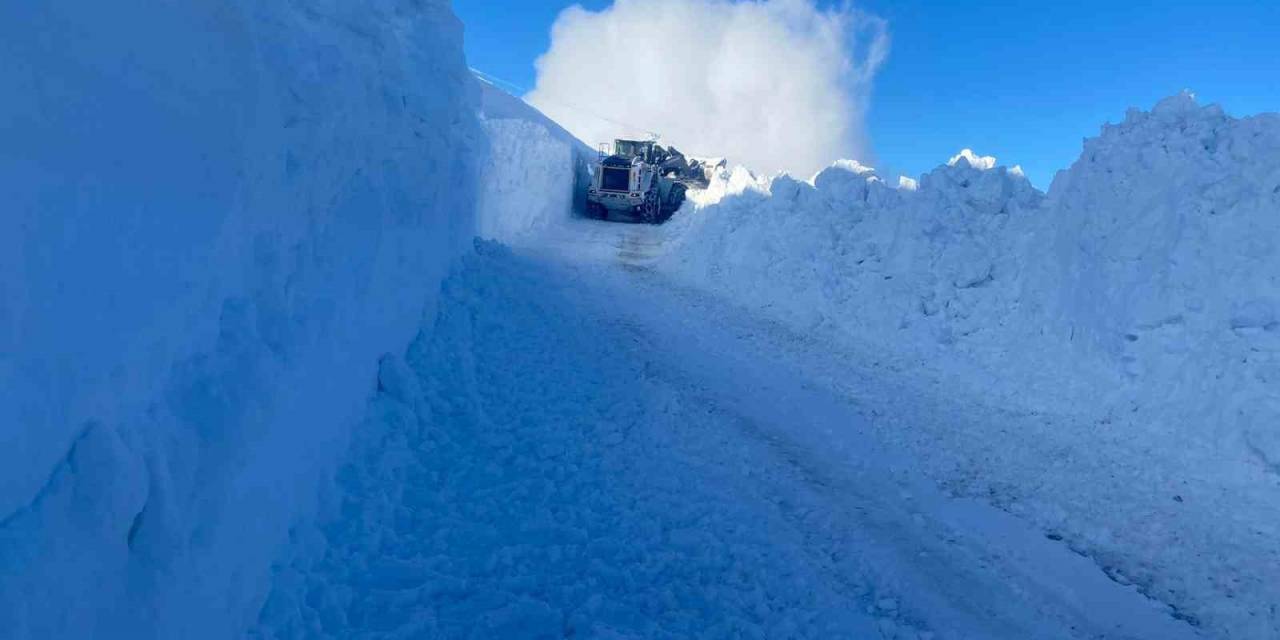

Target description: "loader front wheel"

left=641, top=190, right=660, bottom=224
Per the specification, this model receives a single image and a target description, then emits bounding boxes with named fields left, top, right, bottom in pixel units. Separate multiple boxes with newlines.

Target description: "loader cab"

left=612, top=139, right=659, bottom=164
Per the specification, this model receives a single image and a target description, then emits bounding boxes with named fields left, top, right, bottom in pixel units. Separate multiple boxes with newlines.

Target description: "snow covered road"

left=7, top=3, right=1273, bottom=636
left=253, top=220, right=1200, bottom=639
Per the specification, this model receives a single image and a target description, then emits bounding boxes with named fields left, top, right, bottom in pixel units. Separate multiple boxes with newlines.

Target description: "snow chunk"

left=829, top=158, right=878, bottom=176
left=810, top=160, right=885, bottom=205
left=947, top=148, right=998, bottom=170
left=1150, top=89, right=1200, bottom=117
left=690, top=165, right=769, bottom=208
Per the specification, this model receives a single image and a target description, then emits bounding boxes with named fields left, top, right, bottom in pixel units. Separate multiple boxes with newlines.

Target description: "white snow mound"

left=948, top=148, right=998, bottom=170
left=1040, top=89, right=1280, bottom=467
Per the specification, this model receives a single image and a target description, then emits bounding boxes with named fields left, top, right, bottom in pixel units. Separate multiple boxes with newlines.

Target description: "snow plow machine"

left=586, top=139, right=711, bottom=224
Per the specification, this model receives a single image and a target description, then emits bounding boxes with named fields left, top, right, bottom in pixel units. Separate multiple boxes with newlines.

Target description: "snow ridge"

left=665, top=141, right=1042, bottom=350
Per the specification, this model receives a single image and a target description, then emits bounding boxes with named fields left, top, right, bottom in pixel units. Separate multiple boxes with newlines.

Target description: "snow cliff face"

left=662, top=93, right=1280, bottom=470
left=475, top=78, right=595, bottom=243
left=1041, top=92, right=1280, bottom=467
left=0, top=1, right=480, bottom=637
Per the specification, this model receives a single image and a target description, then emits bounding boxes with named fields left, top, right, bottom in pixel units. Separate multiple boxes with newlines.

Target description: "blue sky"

left=455, top=0, right=1279, bottom=187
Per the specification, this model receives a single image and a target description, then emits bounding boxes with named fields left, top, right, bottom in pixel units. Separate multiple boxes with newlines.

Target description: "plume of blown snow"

left=527, top=0, right=889, bottom=177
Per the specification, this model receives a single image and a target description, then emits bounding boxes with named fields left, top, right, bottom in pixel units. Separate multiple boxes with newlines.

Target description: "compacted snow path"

left=253, top=221, right=1199, bottom=639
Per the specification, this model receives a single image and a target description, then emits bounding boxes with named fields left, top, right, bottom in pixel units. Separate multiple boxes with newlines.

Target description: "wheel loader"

left=585, top=139, right=710, bottom=224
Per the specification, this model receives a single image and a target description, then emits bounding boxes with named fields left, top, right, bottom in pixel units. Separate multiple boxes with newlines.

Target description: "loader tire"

left=641, top=191, right=660, bottom=224
left=663, top=183, right=688, bottom=220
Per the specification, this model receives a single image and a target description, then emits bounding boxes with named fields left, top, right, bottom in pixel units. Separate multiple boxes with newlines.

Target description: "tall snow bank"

left=475, top=79, right=594, bottom=243
left=1040, top=92, right=1280, bottom=466
left=663, top=93, right=1280, bottom=468
left=0, top=2, right=481, bottom=637
left=664, top=148, right=1042, bottom=350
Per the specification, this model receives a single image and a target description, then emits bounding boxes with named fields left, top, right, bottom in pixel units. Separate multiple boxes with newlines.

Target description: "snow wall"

left=475, top=78, right=595, bottom=243
left=662, top=93, right=1280, bottom=473
left=1042, top=96, right=1280, bottom=469
left=0, top=2, right=482, bottom=637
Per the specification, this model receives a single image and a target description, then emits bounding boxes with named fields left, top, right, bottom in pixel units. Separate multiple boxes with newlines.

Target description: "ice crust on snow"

left=0, top=2, right=481, bottom=637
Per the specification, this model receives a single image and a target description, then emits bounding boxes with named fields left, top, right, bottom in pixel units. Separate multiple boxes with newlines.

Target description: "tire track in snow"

left=253, top=234, right=1200, bottom=639
left=553, top=255, right=1198, bottom=640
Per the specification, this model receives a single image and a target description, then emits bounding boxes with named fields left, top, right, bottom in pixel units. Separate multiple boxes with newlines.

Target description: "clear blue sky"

left=455, top=0, right=1279, bottom=187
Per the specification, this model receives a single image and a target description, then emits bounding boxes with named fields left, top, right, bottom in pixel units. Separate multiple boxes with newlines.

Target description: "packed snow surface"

left=251, top=239, right=1195, bottom=640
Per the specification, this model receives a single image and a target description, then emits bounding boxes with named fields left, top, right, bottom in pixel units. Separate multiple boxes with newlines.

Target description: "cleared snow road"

left=528, top=220, right=1204, bottom=639
left=253, top=220, right=1199, bottom=639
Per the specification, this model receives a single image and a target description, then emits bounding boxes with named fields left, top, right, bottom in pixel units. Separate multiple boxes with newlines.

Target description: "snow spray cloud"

left=527, top=0, right=889, bottom=177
